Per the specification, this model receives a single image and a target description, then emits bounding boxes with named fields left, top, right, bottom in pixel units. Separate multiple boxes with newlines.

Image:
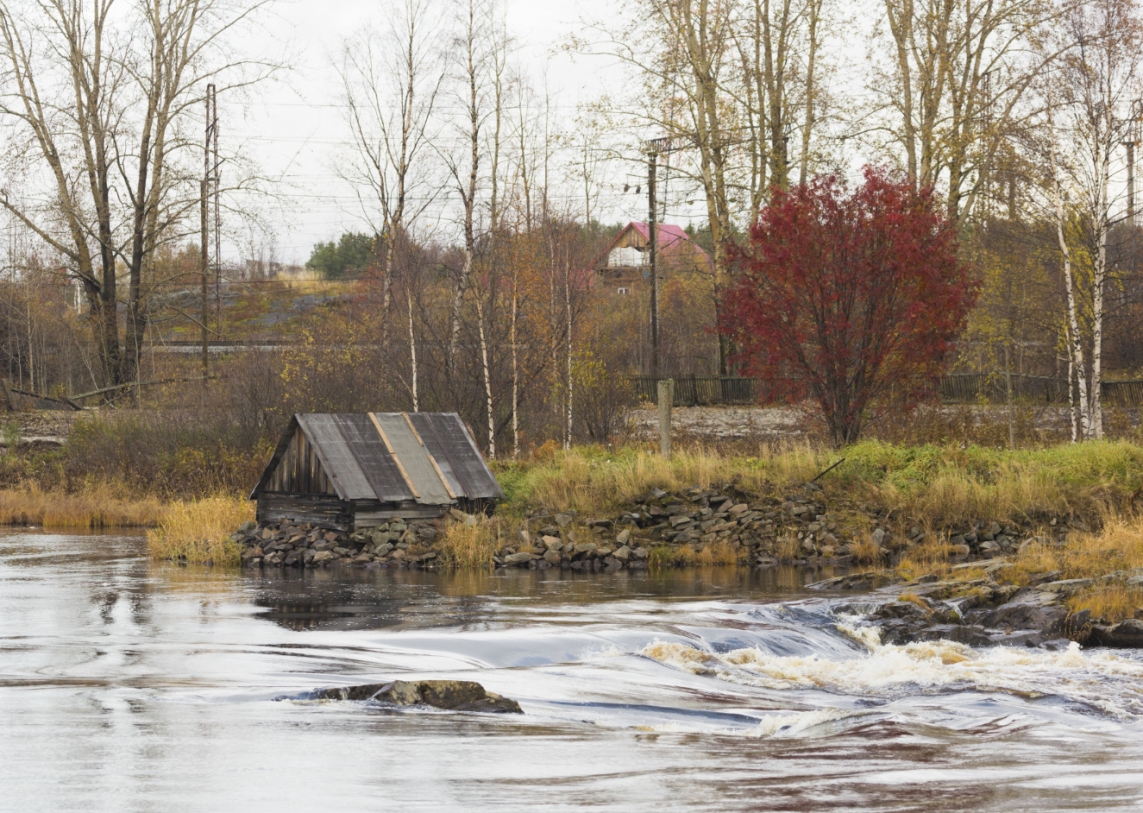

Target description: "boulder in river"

left=311, top=680, right=522, bottom=713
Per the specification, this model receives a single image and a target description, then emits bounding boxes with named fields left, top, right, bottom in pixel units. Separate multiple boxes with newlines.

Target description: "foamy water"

left=3, top=530, right=1143, bottom=811
left=642, top=631, right=1143, bottom=719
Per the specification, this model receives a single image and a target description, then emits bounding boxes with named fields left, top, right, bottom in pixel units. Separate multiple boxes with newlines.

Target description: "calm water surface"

left=3, top=529, right=1143, bottom=812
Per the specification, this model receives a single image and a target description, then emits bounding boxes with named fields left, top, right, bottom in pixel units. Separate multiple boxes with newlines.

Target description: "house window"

left=617, top=287, right=630, bottom=295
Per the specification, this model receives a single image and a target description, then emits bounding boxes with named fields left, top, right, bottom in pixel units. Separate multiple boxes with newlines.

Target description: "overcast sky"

left=230, top=0, right=625, bottom=266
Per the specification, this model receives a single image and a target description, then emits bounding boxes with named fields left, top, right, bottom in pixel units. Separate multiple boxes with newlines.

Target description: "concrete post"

left=657, top=378, right=674, bottom=458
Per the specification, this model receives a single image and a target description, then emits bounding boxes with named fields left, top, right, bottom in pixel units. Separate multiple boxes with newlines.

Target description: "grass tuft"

left=146, top=497, right=253, bottom=566
left=647, top=540, right=741, bottom=567
left=437, top=516, right=501, bottom=569
left=1067, top=586, right=1143, bottom=623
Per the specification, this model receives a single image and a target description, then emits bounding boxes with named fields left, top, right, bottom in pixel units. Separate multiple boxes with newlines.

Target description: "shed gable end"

left=261, top=422, right=337, bottom=497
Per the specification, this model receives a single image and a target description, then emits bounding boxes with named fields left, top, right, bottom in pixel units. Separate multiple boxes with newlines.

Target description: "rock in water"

left=1090, top=619, right=1143, bottom=649
left=311, top=680, right=522, bottom=713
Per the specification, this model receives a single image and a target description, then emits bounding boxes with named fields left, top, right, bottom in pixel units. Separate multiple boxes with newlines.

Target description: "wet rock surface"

left=308, top=680, right=522, bottom=713
left=828, top=568, right=1143, bottom=650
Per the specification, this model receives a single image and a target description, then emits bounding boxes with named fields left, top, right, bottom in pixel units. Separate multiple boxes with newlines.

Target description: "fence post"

left=658, top=378, right=674, bottom=459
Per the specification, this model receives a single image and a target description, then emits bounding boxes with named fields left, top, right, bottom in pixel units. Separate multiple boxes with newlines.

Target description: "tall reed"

left=0, top=485, right=165, bottom=528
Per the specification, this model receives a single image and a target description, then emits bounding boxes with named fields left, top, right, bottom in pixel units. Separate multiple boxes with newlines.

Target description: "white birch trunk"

left=564, top=256, right=573, bottom=450
left=475, top=293, right=495, bottom=458
left=1090, top=138, right=1110, bottom=440
left=407, top=280, right=418, bottom=412
left=1067, top=325, right=1077, bottom=443
left=1051, top=138, right=1091, bottom=439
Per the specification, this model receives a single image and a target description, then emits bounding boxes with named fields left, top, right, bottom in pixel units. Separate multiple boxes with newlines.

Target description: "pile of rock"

left=495, top=520, right=649, bottom=573
left=235, top=515, right=449, bottom=570
left=498, top=485, right=1079, bottom=570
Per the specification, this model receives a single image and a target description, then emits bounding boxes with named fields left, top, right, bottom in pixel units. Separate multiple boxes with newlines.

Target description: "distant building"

left=592, top=222, right=712, bottom=296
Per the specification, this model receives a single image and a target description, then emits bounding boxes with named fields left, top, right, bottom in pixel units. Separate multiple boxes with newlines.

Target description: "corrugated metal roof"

left=250, top=412, right=501, bottom=506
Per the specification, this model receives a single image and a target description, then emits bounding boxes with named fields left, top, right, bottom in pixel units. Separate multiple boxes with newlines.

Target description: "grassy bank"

left=420, top=440, right=1143, bottom=572
left=7, top=438, right=1139, bottom=575
left=0, top=485, right=167, bottom=528
left=494, top=440, right=1143, bottom=525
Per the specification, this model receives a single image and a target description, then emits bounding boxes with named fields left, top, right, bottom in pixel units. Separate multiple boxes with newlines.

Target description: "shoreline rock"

left=827, top=570, right=1143, bottom=649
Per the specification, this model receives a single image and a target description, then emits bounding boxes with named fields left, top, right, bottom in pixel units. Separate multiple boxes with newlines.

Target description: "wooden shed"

left=249, top=412, right=504, bottom=531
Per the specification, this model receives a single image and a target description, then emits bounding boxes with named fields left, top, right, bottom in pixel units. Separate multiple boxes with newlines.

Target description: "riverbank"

left=223, top=441, right=1143, bottom=587
left=7, top=437, right=1142, bottom=612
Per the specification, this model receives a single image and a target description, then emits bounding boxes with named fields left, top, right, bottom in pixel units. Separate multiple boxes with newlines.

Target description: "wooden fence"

left=629, top=374, right=1143, bottom=408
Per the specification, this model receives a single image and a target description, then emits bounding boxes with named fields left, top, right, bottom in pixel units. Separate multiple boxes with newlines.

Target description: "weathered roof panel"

left=371, top=413, right=453, bottom=505
left=415, top=413, right=505, bottom=500
left=297, top=414, right=374, bottom=500
left=332, top=414, right=414, bottom=503
left=407, top=413, right=466, bottom=498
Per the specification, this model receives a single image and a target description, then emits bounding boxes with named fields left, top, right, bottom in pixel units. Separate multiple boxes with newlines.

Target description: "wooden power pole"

left=200, top=178, right=208, bottom=375
left=201, top=84, right=220, bottom=376
left=648, top=148, right=659, bottom=378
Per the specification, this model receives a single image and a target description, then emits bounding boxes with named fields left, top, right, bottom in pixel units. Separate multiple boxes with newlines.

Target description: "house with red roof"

left=592, top=222, right=712, bottom=296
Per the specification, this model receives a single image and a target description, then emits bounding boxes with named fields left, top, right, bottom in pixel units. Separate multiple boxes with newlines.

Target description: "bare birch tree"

left=0, top=0, right=271, bottom=388
left=339, top=0, right=443, bottom=320
left=872, top=0, right=1056, bottom=223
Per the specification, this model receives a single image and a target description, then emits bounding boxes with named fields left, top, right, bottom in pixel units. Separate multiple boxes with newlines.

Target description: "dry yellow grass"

left=1067, top=586, right=1143, bottom=623
left=437, top=516, right=502, bottom=569
left=857, top=441, right=1142, bottom=529
left=146, top=497, right=253, bottom=566
left=648, top=540, right=741, bottom=567
left=0, top=485, right=165, bottom=528
left=850, top=534, right=884, bottom=566
left=1007, top=516, right=1143, bottom=585
left=898, top=592, right=932, bottom=612
left=889, top=514, right=1143, bottom=623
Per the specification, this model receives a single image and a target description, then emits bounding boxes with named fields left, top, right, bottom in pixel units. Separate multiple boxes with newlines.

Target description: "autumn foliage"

left=724, top=168, right=979, bottom=447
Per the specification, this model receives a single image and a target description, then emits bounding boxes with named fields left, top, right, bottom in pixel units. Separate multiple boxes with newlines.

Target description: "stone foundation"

left=235, top=516, right=447, bottom=570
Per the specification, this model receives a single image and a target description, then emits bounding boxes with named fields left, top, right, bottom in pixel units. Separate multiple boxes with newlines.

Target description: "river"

left=3, top=529, right=1143, bottom=811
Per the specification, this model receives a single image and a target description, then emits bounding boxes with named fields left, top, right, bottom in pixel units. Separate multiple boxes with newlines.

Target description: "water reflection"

left=242, top=563, right=850, bottom=632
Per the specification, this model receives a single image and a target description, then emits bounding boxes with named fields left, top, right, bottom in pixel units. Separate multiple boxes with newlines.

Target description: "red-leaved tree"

left=723, top=167, right=979, bottom=447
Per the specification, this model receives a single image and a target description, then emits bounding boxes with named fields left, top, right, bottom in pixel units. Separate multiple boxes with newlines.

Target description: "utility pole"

left=1126, top=100, right=1142, bottom=226
left=199, top=178, right=208, bottom=374
left=200, top=89, right=211, bottom=375
left=208, top=84, right=222, bottom=333
left=645, top=136, right=681, bottom=379
left=648, top=148, right=659, bottom=378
